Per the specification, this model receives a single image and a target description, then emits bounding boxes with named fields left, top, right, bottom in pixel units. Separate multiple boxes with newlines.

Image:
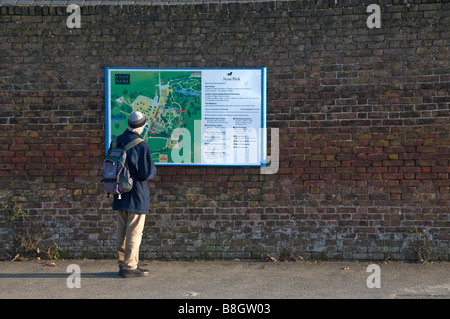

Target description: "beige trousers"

left=115, top=211, right=146, bottom=270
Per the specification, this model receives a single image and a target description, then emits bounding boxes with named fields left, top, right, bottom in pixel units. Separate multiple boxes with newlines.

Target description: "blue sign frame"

left=105, top=67, right=267, bottom=166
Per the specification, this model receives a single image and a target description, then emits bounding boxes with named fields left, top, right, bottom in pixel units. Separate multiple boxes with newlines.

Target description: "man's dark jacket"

left=110, top=129, right=156, bottom=214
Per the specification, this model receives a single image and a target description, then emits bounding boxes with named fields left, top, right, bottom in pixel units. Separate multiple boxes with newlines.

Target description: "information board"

left=105, top=67, right=267, bottom=166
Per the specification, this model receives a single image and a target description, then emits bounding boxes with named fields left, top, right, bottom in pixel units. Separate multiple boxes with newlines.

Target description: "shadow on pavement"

left=0, top=272, right=120, bottom=279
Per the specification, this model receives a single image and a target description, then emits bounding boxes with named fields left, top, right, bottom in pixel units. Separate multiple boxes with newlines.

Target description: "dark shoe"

left=122, top=267, right=149, bottom=278
left=118, top=266, right=123, bottom=277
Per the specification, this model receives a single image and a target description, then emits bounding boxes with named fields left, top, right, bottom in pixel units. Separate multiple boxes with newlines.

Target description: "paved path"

left=0, top=259, right=449, bottom=299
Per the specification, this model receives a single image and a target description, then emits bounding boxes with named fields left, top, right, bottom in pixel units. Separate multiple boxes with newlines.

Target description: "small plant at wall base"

left=1, top=203, right=60, bottom=260
left=407, top=226, right=434, bottom=263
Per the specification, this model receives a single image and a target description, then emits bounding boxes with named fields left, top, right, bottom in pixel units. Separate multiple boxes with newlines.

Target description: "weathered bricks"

left=0, top=0, right=449, bottom=261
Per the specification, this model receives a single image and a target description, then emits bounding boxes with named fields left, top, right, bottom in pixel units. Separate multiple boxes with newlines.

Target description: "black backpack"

left=102, top=137, right=143, bottom=199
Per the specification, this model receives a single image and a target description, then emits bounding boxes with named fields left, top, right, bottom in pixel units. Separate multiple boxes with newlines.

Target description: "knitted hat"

left=128, top=111, right=146, bottom=128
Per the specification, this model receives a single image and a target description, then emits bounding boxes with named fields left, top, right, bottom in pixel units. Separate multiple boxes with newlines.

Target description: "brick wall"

left=0, top=0, right=449, bottom=261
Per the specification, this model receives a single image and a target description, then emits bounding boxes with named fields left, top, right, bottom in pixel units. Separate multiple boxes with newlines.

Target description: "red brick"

left=0, top=1, right=448, bottom=262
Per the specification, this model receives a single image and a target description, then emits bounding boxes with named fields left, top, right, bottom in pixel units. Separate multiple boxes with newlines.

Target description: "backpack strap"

left=124, top=138, right=144, bottom=152
left=111, top=137, right=118, bottom=149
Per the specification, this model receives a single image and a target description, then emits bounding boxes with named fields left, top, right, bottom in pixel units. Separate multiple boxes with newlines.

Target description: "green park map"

left=109, top=70, right=201, bottom=163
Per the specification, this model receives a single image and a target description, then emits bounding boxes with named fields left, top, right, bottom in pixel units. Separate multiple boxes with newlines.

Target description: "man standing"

left=111, top=111, right=157, bottom=278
